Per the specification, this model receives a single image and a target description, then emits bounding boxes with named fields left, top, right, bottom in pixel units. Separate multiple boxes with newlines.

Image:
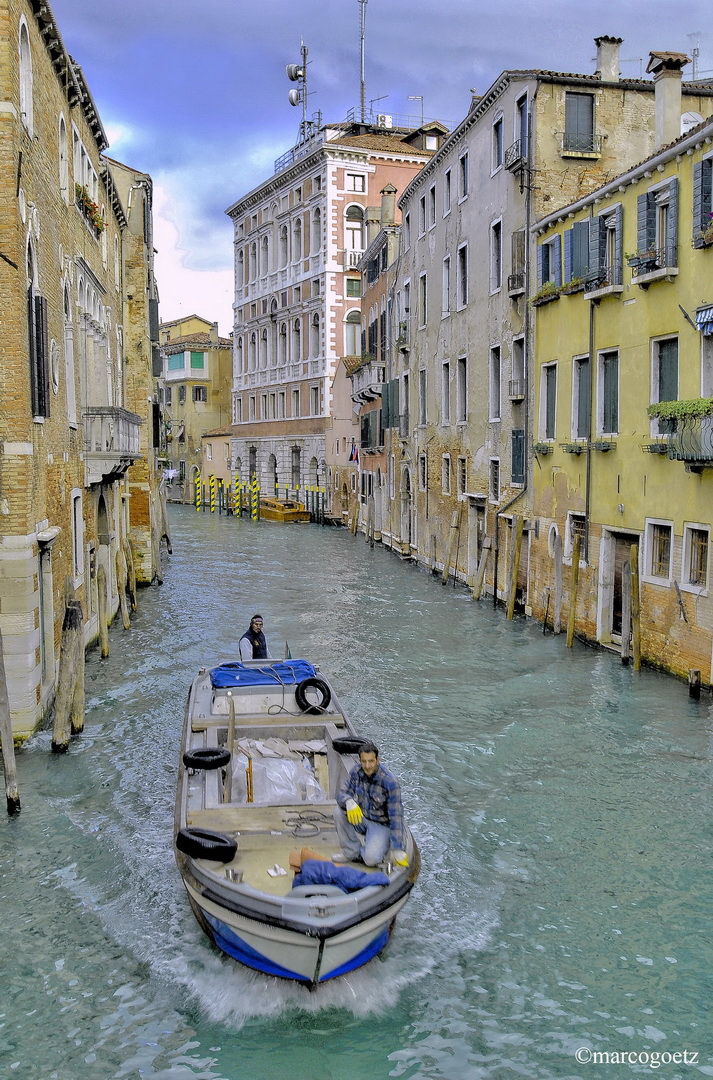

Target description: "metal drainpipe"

left=584, top=207, right=596, bottom=564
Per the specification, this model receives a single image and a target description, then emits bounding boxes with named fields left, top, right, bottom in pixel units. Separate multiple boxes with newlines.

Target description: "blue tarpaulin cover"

left=292, top=859, right=390, bottom=894
left=210, top=660, right=317, bottom=688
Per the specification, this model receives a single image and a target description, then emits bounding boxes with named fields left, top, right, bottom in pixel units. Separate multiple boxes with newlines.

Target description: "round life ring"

left=176, top=827, right=237, bottom=863
left=295, top=676, right=332, bottom=714
left=182, top=747, right=231, bottom=771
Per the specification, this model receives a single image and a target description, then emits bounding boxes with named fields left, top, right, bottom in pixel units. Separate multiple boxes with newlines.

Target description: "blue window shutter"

left=511, top=428, right=525, bottom=484
left=553, top=233, right=562, bottom=287
left=573, top=220, right=589, bottom=277
left=564, top=228, right=573, bottom=282
left=537, top=243, right=544, bottom=287
left=613, top=204, right=623, bottom=285
left=637, top=191, right=655, bottom=253
left=588, top=217, right=601, bottom=280
left=693, top=161, right=704, bottom=243
left=666, top=178, right=678, bottom=266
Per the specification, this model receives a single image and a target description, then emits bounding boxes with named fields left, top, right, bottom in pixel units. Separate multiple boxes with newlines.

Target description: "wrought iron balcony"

left=668, top=415, right=713, bottom=468
left=508, top=378, right=526, bottom=400
left=83, top=406, right=142, bottom=485
left=560, top=131, right=604, bottom=155
left=504, top=140, right=525, bottom=170
left=507, top=272, right=525, bottom=296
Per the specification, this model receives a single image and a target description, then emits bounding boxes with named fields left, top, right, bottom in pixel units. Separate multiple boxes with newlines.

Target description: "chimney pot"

left=595, top=35, right=623, bottom=82
left=647, top=50, right=690, bottom=149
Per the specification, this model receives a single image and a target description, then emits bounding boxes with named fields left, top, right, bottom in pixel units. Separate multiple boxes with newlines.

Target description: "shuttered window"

left=600, top=350, right=619, bottom=435
left=537, top=234, right=561, bottom=287
left=564, top=220, right=590, bottom=282
left=573, top=355, right=590, bottom=440
left=637, top=180, right=678, bottom=265
left=692, top=158, right=713, bottom=245
left=28, top=291, right=50, bottom=418
left=564, top=93, right=594, bottom=152
left=543, top=364, right=557, bottom=439
left=511, top=428, right=525, bottom=485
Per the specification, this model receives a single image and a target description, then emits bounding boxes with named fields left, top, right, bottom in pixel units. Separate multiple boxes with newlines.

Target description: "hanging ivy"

left=647, top=398, right=713, bottom=420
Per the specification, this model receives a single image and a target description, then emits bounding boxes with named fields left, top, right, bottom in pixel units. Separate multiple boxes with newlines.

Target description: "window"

left=457, top=244, right=468, bottom=307
left=489, top=346, right=501, bottom=421
left=206, top=443, right=213, bottom=461
left=457, top=456, right=467, bottom=496
left=19, top=19, right=33, bottom=135
left=59, top=116, right=69, bottom=201
left=443, top=169, right=452, bottom=215
left=346, top=205, right=365, bottom=253
left=587, top=206, right=623, bottom=288
left=168, top=352, right=184, bottom=371
left=564, top=93, right=595, bottom=153
left=249, top=394, right=256, bottom=420
left=292, top=218, right=302, bottom=261
left=456, top=356, right=467, bottom=422
left=190, top=351, right=205, bottom=369
left=516, top=94, right=528, bottom=157
left=537, top=235, right=562, bottom=288
left=565, top=512, right=586, bottom=560
left=511, top=337, right=525, bottom=399
left=441, top=361, right=450, bottom=424
left=542, top=362, right=557, bottom=439
left=310, top=313, right=320, bottom=358
left=233, top=395, right=242, bottom=423
left=572, top=355, right=590, bottom=439
left=459, top=153, right=469, bottom=199
left=418, top=195, right=426, bottom=236
left=310, top=385, right=319, bottom=415
left=564, top=220, right=590, bottom=283
left=428, top=185, right=436, bottom=229
left=63, top=283, right=77, bottom=426
left=291, top=446, right=301, bottom=487
left=346, top=173, right=365, bottom=192
left=489, top=458, right=500, bottom=503
left=511, top=429, right=525, bottom=485
left=27, top=247, right=50, bottom=419
left=652, top=337, right=678, bottom=434
left=410, top=368, right=423, bottom=428
left=509, top=229, right=526, bottom=293
left=279, top=225, right=289, bottom=266
left=346, top=278, right=361, bottom=297
left=490, top=220, right=502, bottom=292
left=278, top=391, right=286, bottom=418
left=404, top=212, right=411, bottom=249
left=291, top=388, right=300, bottom=417
left=418, top=273, right=427, bottom=326
left=492, top=116, right=503, bottom=170
left=442, top=454, right=451, bottom=494
left=193, top=386, right=207, bottom=403
left=636, top=180, right=678, bottom=268
left=693, top=157, right=713, bottom=246
left=683, top=525, right=709, bottom=590
left=165, top=386, right=172, bottom=407
left=345, top=310, right=361, bottom=355
left=178, top=385, right=186, bottom=406
left=598, top=350, right=619, bottom=435
left=646, top=520, right=673, bottom=581
left=442, top=256, right=451, bottom=316
left=71, top=492, right=83, bottom=579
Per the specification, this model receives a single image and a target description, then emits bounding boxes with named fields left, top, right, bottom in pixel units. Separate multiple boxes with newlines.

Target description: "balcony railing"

left=668, top=416, right=713, bottom=466
left=560, top=131, right=604, bottom=154
left=83, top=406, right=142, bottom=485
left=508, top=378, right=526, bottom=400
left=347, top=250, right=365, bottom=268
left=504, top=140, right=525, bottom=170
left=628, top=247, right=677, bottom=277
left=584, top=260, right=623, bottom=290
left=507, top=272, right=525, bottom=295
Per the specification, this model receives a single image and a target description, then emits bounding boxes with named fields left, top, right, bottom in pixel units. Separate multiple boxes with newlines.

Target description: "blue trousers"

left=333, top=806, right=391, bottom=866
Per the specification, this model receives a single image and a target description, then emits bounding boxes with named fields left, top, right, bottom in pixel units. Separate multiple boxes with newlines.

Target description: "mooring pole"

left=0, top=630, right=20, bottom=814
left=566, top=533, right=581, bottom=648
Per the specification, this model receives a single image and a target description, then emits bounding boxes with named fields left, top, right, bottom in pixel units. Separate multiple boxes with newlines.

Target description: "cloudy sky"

left=50, top=0, right=711, bottom=335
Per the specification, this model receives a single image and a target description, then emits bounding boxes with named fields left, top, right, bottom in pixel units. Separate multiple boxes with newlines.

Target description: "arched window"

left=345, top=205, right=364, bottom=254
left=279, top=322, right=287, bottom=363
left=345, top=310, right=361, bottom=355
left=58, top=115, right=69, bottom=201
left=249, top=332, right=257, bottom=370
left=113, top=235, right=120, bottom=289
left=236, top=336, right=244, bottom=373
left=279, top=225, right=289, bottom=267
left=19, top=19, right=33, bottom=136
left=100, top=204, right=107, bottom=266
left=312, top=208, right=322, bottom=254
left=249, top=242, right=257, bottom=281
left=261, top=235, right=269, bottom=276
left=63, top=281, right=77, bottom=427
left=293, top=218, right=302, bottom=261
left=237, top=249, right=244, bottom=288
left=292, top=318, right=301, bottom=362
left=310, top=312, right=320, bottom=358
left=260, top=328, right=268, bottom=368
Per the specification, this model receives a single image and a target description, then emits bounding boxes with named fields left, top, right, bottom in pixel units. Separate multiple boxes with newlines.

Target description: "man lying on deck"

left=333, top=741, right=408, bottom=868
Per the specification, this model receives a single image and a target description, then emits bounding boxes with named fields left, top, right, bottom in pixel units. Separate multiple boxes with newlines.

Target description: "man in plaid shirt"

left=333, top=741, right=409, bottom=867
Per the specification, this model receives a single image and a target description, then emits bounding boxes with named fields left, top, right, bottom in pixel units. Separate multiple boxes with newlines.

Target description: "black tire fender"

left=176, top=827, right=237, bottom=863
left=331, top=735, right=367, bottom=754
left=295, top=676, right=332, bottom=714
left=182, top=747, right=231, bottom=771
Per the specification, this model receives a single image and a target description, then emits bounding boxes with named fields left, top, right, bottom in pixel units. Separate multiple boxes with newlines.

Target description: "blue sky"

left=50, top=0, right=711, bottom=335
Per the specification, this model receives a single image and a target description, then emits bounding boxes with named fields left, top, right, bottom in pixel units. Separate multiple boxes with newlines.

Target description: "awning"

left=695, top=305, right=713, bottom=335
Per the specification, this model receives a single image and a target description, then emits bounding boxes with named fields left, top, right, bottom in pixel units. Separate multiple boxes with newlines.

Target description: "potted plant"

left=531, top=281, right=561, bottom=306
left=75, top=182, right=105, bottom=234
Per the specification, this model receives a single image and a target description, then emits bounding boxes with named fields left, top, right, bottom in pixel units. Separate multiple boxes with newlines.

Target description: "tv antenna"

left=286, top=42, right=309, bottom=141
left=687, top=32, right=701, bottom=79
left=359, top=0, right=368, bottom=122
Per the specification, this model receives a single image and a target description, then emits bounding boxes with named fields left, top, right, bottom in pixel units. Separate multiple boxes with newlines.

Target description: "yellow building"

left=159, top=315, right=232, bottom=503
left=532, top=55, right=713, bottom=683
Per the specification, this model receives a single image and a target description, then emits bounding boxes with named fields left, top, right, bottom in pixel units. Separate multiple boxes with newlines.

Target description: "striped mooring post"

left=209, top=474, right=216, bottom=513
left=195, top=476, right=201, bottom=512
left=250, top=478, right=260, bottom=521
left=233, top=480, right=240, bottom=516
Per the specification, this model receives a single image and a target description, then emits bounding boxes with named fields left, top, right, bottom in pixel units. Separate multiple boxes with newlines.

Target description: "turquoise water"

left=1, top=506, right=711, bottom=1079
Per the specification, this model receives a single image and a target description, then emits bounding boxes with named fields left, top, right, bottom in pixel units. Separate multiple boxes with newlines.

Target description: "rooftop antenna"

left=359, top=0, right=368, bottom=122
left=286, top=42, right=309, bottom=141
left=687, top=32, right=701, bottom=79
left=408, top=95, right=424, bottom=125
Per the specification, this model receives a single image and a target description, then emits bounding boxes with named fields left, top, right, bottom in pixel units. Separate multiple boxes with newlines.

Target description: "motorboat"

left=258, top=498, right=311, bottom=523
left=174, top=659, right=420, bottom=987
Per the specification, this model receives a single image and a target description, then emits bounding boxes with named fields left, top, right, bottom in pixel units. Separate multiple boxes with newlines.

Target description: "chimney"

left=594, top=36, right=623, bottom=82
left=209, top=321, right=219, bottom=344
left=380, top=183, right=397, bottom=228
left=646, top=51, right=690, bottom=149
left=365, top=205, right=380, bottom=246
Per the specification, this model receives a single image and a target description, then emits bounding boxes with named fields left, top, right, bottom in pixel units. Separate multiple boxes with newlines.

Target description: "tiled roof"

left=327, top=132, right=434, bottom=155
left=163, top=332, right=231, bottom=349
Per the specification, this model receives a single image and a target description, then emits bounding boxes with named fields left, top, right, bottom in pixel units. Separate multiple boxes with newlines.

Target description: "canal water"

left=2, top=506, right=712, bottom=1080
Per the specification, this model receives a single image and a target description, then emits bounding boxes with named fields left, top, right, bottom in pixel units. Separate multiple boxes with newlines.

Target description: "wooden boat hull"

left=259, top=499, right=310, bottom=523
left=174, top=660, right=419, bottom=987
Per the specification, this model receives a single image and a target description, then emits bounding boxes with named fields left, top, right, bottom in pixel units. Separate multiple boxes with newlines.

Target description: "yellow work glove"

left=345, top=798, right=363, bottom=825
left=392, top=849, right=408, bottom=867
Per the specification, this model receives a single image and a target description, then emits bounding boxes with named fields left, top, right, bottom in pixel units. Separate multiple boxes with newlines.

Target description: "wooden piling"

left=472, top=537, right=491, bottom=600
left=553, top=533, right=563, bottom=635
left=631, top=543, right=641, bottom=672
left=441, top=508, right=461, bottom=585
left=123, top=538, right=137, bottom=611
left=223, top=695, right=236, bottom=802
left=0, top=629, right=20, bottom=813
left=621, top=559, right=632, bottom=665
left=506, top=514, right=524, bottom=620
left=566, top=534, right=581, bottom=648
left=116, top=549, right=131, bottom=630
left=70, top=619, right=85, bottom=735
left=688, top=669, right=702, bottom=699
left=52, top=599, right=83, bottom=751
left=97, top=564, right=109, bottom=659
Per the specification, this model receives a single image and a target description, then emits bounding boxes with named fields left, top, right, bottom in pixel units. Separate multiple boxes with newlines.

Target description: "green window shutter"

left=658, top=339, right=678, bottom=403
left=553, top=233, right=562, bottom=287
left=575, top=357, right=590, bottom=439
left=511, top=428, right=525, bottom=484
left=637, top=192, right=655, bottom=253
left=382, top=382, right=390, bottom=428
left=693, top=161, right=704, bottom=242
left=588, top=217, right=603, bottom=281
left=168, top=352, right=184, bottom=371
left=666, top=179, right=678, bottom=266
left=545, top=366, right=556, bottom=439
left=190, top=351, right=205, bottom=369
left=537, top=243, right=544, bottom=287
left=602, top=352, right=619, bottom=434
left=564, top=228, right=573, bottom=282
left=612, top=204, right=623, bottom=285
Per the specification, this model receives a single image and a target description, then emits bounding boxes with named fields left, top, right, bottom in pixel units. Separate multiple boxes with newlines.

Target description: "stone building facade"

left=0, top=0, right=159, bottom=737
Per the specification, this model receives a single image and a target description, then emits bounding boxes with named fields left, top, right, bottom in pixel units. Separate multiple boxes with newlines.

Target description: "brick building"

left=0, top=0, right=159, bottom=737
